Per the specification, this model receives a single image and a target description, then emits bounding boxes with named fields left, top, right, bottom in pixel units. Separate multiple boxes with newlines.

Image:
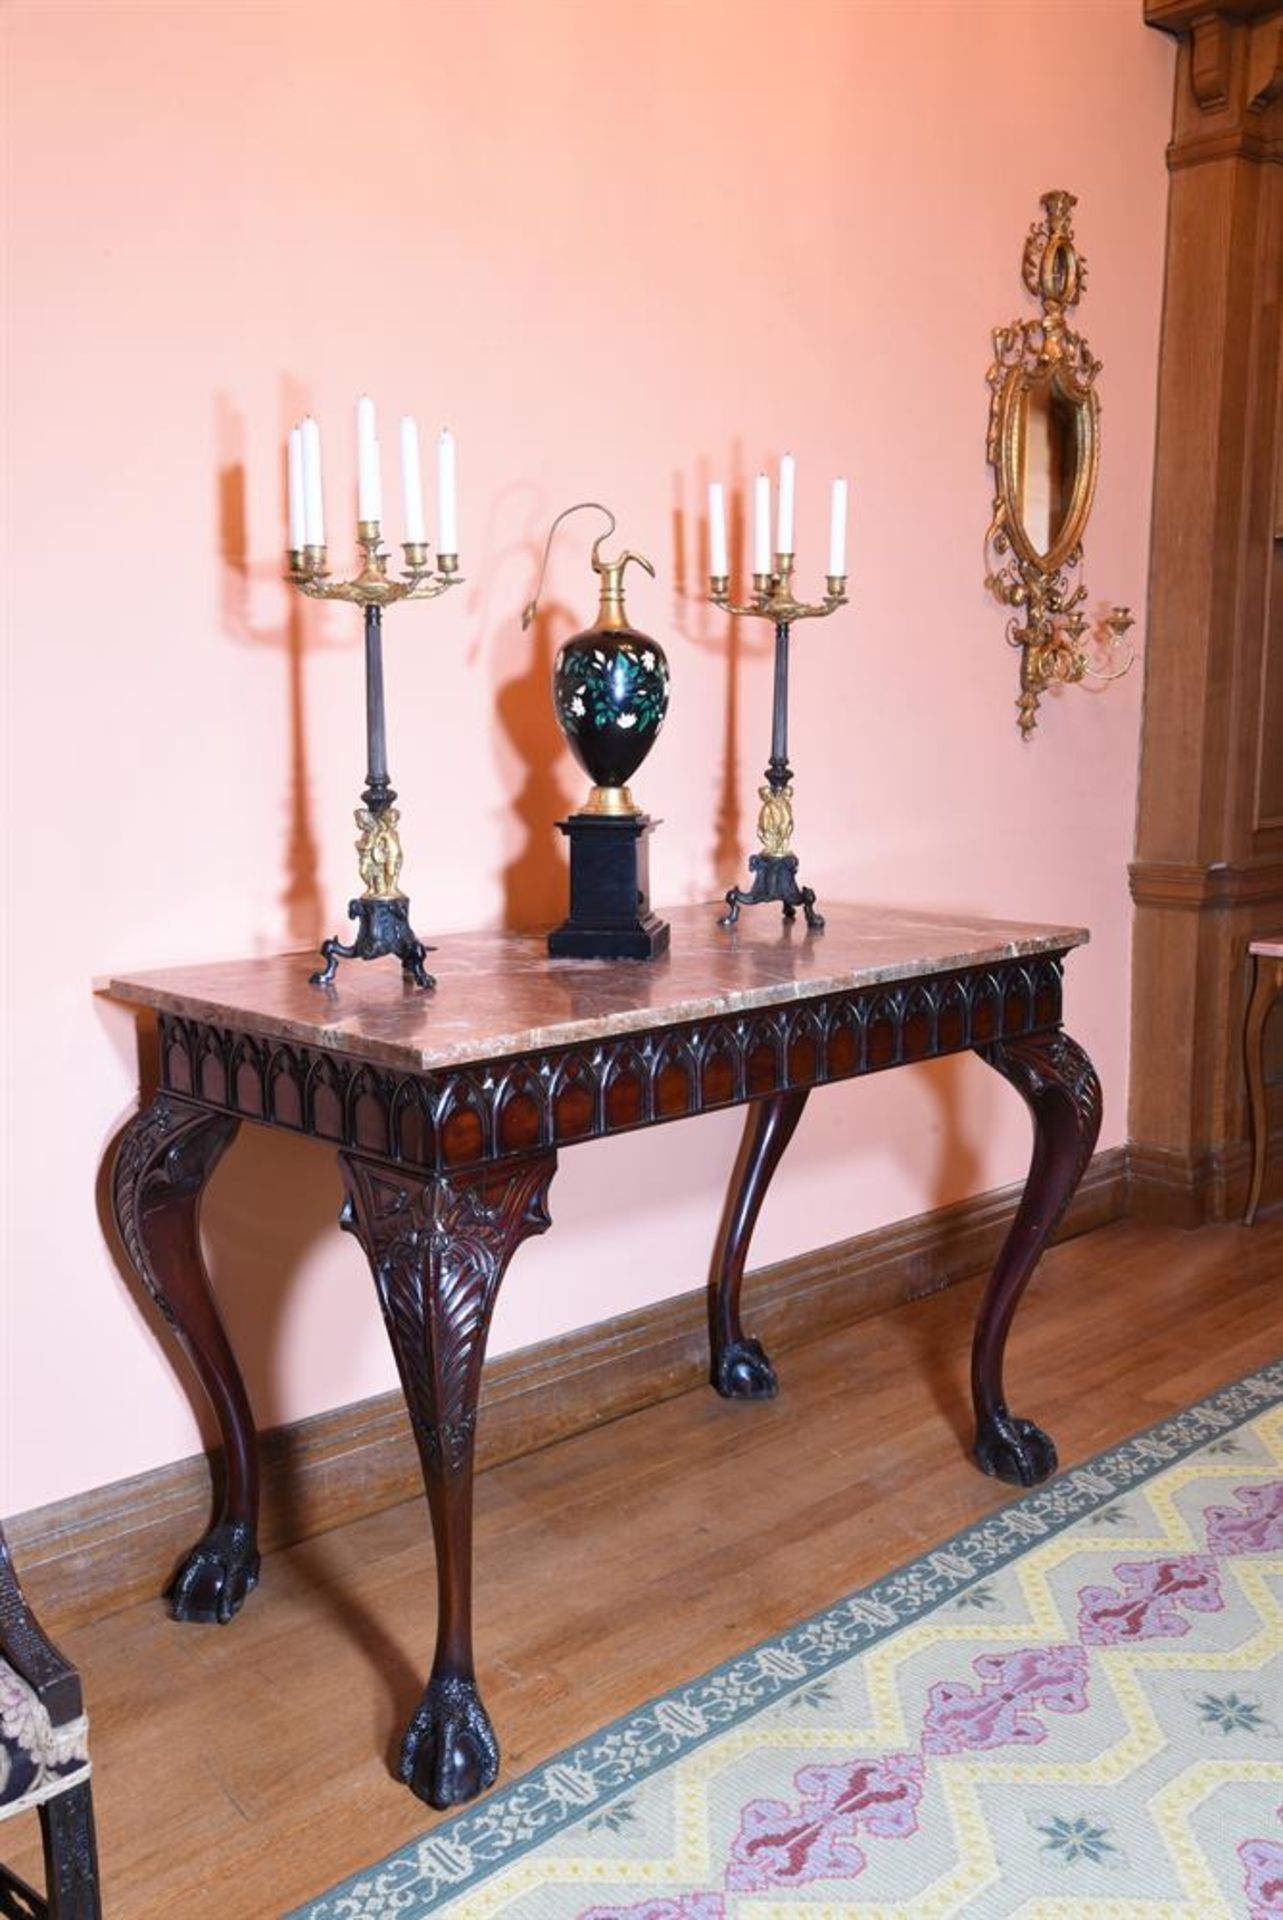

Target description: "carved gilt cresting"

left=984, top=190, right=1135, bottom=737
left=106, top=912, right=1100, bottom=1811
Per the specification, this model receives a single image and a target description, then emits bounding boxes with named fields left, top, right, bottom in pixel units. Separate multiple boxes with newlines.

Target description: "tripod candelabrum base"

left=720, top=853, right=825, bottom=931
left=311, top=896, right=437, bottom=989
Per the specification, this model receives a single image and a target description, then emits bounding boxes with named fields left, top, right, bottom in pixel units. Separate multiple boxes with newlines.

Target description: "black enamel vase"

left=553, top=620, right=670, bottom=802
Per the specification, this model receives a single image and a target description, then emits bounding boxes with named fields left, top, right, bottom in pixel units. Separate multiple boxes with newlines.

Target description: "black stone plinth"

left=548, top=813, right=670, bottom=961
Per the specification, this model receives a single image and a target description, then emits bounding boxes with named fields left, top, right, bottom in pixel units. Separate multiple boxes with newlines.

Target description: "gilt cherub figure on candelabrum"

left=285, top=398, right=463, bottom=988
left=707, top=455, right=850, bottom=931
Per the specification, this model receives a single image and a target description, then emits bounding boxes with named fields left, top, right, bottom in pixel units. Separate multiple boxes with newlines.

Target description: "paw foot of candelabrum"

left=973, top=1410, right=1059, bottom=1488
left=713, top=1335, right=780, bottom=1401
left=400, top=1674, right=500, bottom=1810
left=168, top=1519, right=261, bottom=1624
left=311, top=896, right=436, bottom=990
left=720, top=854, right=825, bottom=931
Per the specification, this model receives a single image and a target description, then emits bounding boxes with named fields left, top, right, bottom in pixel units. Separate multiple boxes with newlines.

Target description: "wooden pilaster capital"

left=1146, top=1, right=1283, bottom=161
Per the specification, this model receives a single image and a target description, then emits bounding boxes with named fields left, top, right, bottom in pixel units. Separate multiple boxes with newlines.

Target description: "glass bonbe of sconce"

left=984, top=189, right=1134, bottom=738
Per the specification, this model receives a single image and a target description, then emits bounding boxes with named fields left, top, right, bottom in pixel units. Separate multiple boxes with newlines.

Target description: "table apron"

left=155, top=952, right=1068, bottom=1176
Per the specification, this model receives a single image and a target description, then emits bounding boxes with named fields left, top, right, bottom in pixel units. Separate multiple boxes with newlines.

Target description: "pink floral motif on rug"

left=1240, top=1814, right=1283, bottom=1919
left=1207, top=1480, right=1283, bottom=1555
left=1076, top=1553, right=1223, bottom=1644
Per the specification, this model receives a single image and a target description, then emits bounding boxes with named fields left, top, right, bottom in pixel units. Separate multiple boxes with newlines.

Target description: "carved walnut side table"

left=104, top=904, right=1099, bottom=1810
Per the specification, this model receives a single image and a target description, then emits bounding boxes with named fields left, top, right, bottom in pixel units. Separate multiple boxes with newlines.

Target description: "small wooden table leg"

left=111, top=1095, right=260, bottom=1623
left=708, top=1089, right=809, bottom=1399
left=1244, top=954, right=1281, bottom=1226
left=339, top=1148, right=557, bottom=1809
left=972, top=1029, right=1102, bottom=1486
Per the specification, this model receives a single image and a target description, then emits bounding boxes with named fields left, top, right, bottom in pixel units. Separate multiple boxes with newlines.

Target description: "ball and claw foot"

left=713, top=1336, right=779, bottom=1400
left=400, top=1674, right=500, bottom=1810
left=973, top=1410, right=1059, bottom=1488
left=167, top=1520, right=261, bottom=1624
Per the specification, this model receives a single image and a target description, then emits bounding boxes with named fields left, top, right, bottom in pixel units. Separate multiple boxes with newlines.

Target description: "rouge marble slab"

left=106, top=903, right=1087, bottom=1076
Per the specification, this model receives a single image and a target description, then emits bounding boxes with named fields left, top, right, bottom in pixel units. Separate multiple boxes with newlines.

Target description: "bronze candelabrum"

left=708, top=554, right=847, bottom=930
left=288, top=526, right=462, bottom=988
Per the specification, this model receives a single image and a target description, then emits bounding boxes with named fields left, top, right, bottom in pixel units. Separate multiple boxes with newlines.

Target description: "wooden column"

left=1130, top=0, right=1283, bottom=1223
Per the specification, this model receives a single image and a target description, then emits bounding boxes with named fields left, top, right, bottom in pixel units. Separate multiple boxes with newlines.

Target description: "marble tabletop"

left=105, top=903, right=1088, bottom=1076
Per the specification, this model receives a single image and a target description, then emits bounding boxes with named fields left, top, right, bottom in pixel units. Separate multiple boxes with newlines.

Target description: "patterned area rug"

left=293, top=1362, right=1283, bottom=1918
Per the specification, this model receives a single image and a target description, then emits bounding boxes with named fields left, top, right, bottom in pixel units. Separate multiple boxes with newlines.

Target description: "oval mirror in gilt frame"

left=984, top=190, right=1132, bottom=738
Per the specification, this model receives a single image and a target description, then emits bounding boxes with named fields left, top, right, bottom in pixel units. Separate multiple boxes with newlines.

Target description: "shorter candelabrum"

left=288, top=527, right=462, bottom=988
left=708, top=556, right=847, bottom=930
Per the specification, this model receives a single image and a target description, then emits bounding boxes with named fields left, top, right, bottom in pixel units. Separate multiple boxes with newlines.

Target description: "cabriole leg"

left=972, top=1029, right=1102, bottom=1486
left=111, top=1095, right=259, bottom=1622
left=709, top=1089, right=809, bottom=1399
left=339, top=1149, right=557, bottom=1809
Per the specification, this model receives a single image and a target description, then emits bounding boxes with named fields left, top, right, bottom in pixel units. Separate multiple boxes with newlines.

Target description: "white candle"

left=300, top=415, right=325, bottom=548
left=753, top=472, right=771, bottom=576
left=287, top=426, right=305, bottom=551
left=437, top=427, right=458, bottom=554
left=708, top=481, right=728, bottom=577
left=777, top=452, right=796, bottom=556
left=828, top=477, right=849, bottom=577
left=400, top=416, right=426, bottom=545
left=356, top=394, right=382, bottom=524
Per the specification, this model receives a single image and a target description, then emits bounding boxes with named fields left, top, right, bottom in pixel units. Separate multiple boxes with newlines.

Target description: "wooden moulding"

left=9, top=1145, right=1126, bottom=1636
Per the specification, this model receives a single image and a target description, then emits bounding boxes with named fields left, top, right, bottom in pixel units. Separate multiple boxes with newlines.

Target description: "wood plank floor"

left=6, top=1215, right=1282, bottom=1916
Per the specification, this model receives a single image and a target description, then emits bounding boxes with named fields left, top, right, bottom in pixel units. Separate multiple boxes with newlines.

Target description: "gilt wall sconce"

left=984, top=190, right=1134, bottom=738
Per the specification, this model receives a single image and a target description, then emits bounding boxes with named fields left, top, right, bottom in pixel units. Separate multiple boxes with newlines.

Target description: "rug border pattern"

left=289, top=1357, right=1283, bottom=1918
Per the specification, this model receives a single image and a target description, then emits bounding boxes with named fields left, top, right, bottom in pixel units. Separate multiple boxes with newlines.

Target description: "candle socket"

left=709, top=573, right=730, bottom=597
left=751, top=572, right=772, bottom=595
left=825, top=575, right=848, bottom=601
left=436, top=552, right=460, bottom=577
left=402, top=541, right=431, bottom=571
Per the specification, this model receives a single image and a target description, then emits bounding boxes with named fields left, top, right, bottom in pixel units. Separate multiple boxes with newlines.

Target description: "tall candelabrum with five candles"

left=707, top=456, right=849, bottom=930
left=287, top=399, right=462, bottom=989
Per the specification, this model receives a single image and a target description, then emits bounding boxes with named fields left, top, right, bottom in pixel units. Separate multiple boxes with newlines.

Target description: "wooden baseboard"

left=1127, top=1128, right=1283, bottom=1227
left=8, top=1145, right=1128, bottom=1634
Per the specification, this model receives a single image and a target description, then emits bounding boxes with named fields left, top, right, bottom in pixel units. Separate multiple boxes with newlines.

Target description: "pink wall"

left=1, top=0, right=1174, bottom=1517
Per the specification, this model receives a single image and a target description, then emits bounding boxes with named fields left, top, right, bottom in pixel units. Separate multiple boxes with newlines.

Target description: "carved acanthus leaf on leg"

left=340, top=1150, right=556, bottom=1808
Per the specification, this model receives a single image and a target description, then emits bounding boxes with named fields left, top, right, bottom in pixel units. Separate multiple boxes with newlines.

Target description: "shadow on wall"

left=495, top=581, right=577, bottom=929
left=216, top=387, right=329, bottom=952
left=670, top=454, right=784, bottom=897
left=90, top=394, right=363, bottom=1494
